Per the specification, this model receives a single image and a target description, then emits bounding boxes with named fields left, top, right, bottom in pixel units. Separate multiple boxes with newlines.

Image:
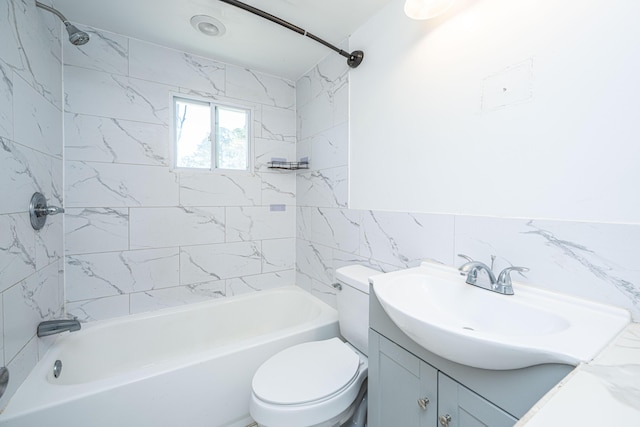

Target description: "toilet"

left=249, top=265, right=379, bottom=427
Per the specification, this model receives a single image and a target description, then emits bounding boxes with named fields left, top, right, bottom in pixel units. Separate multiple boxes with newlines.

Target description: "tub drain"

left=53, top=360, right=62, bottom=378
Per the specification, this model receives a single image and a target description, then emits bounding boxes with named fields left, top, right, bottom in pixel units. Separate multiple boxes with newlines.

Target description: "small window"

left=173, top=96, right=250, bottom=171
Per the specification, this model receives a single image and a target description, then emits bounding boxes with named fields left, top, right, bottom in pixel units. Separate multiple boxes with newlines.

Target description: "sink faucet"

left=37, top=317, right=81, bottom=337
left=457, top=254, right=529, bottom=295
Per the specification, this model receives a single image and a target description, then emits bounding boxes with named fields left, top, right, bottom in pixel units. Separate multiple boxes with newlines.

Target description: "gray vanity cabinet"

left=369, top=332, right=517, bottom=427
left=369, top=332, right=438, bottom=427
left=438, top=373, right=516, bottom=427
left=368, top=286, right=573, bottom=427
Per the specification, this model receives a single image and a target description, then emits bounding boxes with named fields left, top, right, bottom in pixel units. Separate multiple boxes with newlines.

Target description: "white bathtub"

left=0, top=286, right=339, bottom=427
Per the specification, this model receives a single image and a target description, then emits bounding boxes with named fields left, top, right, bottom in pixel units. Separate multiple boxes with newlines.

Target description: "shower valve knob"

left=29, top=192, right=65, bottom=230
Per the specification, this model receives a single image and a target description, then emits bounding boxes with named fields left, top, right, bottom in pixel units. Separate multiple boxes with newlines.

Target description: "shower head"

left=35, top=1, right=90, bottom=46
left=64, top=22, right=90, bottom=46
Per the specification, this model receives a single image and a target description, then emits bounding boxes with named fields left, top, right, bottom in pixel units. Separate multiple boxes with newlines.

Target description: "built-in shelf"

left=267, top=161, right=309, bottom=170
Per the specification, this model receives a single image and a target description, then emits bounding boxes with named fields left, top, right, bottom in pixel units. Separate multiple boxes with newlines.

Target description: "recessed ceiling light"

left=190, top=15, right=226, bottom=37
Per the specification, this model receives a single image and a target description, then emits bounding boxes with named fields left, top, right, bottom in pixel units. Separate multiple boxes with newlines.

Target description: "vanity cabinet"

left=368, top=288, right=573, bottom=427
left=370, top=332, right=516, bottom=427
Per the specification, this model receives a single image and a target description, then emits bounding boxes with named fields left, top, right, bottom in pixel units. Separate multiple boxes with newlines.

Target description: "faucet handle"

left=497, top=266, right=530, bottom=287
left=457, top=254, right=474, bottom=263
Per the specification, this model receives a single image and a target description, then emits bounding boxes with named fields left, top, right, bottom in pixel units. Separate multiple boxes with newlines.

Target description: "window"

left=173, top=96, right=251, bottom=171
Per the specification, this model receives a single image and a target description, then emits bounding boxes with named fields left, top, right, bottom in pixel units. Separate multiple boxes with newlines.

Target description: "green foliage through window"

left=174, top=97, right=250, bottom=171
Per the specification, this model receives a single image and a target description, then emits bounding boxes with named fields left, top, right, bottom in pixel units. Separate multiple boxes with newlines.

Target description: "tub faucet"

left=457, top=254, right=529, bottom=295
left=37, top=317, right=81, bottom=337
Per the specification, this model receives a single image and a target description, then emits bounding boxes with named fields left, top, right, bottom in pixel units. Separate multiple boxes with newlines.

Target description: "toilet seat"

left=252, top=338, right=360, bottom=405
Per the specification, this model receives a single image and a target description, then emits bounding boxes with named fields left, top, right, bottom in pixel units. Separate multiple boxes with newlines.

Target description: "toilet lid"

left=252, top=338, right=360, bottom=405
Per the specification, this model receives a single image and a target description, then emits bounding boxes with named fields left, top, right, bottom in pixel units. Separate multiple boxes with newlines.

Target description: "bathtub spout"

left=37, top=318, right=81, bottom=337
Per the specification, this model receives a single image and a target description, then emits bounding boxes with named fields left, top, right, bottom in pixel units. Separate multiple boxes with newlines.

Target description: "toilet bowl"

left=249, top=265, right=380, bottom=427
left=250, top=338, right=368, bottom=427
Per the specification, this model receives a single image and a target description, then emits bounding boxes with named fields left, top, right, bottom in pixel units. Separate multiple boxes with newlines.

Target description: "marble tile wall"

left=295, top=47, right=640, bottom=321
left=64, top=26, right=297, bottom=321
left=0, top=0, right=64, bottom=407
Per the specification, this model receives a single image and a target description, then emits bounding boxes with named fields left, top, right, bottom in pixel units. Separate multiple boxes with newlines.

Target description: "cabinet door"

left=369, top=332, right=438, bottom=427
left=437, top=373, right=517, bottom=427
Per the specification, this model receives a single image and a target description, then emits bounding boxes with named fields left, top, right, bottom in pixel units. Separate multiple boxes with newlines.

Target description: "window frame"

left=171, top=94, right=253, bottom=173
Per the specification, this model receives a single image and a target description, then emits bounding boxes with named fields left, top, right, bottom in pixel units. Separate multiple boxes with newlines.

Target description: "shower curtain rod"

left=218, top=0, right=364, bottom=68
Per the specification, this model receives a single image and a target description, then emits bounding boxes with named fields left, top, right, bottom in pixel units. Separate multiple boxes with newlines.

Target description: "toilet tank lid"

left=335, top=265, right=381, bottom=294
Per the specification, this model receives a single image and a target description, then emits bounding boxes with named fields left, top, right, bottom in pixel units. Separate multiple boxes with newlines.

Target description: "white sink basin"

left=371, top=262, right=630, bottom=370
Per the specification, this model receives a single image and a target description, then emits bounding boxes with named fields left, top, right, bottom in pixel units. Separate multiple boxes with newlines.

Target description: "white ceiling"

left=52, top=0, right=392, bottom=80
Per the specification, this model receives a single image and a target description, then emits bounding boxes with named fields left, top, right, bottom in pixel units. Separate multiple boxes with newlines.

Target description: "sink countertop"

left=517, top=322, right=640, bottom=426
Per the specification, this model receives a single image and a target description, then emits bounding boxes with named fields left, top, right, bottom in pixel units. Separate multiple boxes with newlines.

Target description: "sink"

left=371, top=262, right=630, bottom=370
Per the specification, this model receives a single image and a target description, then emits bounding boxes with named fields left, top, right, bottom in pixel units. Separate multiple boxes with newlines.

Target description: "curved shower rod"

left=219, top=0, right=364, bottom=68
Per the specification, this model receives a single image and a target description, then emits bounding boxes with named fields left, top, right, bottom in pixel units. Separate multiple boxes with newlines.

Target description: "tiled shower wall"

left=63, top=26, right=297, bottom=321
left=295, top=48, right=640, bottom=321
left=0, top=0, right=64, bottom=406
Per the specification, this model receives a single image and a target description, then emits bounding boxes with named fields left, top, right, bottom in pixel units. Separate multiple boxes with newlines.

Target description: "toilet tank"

left=335, top=265, right=381, bottom=356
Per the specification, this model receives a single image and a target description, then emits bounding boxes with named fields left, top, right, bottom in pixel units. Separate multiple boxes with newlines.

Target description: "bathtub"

left=0, top=286, right=339, bottom=427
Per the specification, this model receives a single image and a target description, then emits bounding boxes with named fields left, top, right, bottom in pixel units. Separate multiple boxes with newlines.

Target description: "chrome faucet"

left=37, top=317, right=81, bottom=337
left=457, top=254, right=529, bottom=295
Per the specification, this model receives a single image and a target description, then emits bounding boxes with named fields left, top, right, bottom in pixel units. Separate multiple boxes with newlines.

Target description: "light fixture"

left=404, top=0, right=454, bottom=20
left=190, top=15, right=226, bottom=37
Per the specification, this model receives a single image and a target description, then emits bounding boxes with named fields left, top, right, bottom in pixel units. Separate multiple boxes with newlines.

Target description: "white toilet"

left=249, top=265, right=379, bottom=427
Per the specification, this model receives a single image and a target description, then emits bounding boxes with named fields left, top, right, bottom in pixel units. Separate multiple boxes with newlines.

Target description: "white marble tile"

left=295, top=270, right=313, bottom=294
left=360, top=211, right=455, bottom=268
left=50, top=155, right=63, bottom=206
left=64, top=207, right=129, bottom=255
left=454, top=216, right=640, bottom=319
left=226, top=206, right=295, bottom=242
left=262, top=238, right=295, bottom=273
left=0, top=213, right=36, bottom=293
left=0, top=0, right=23, bottom=73
left=254, top=137, right=296, bottom=172
left=0, top=337, right=37, bottom=410
left=63, top=26, right=128, bottom=75
left=4, top=262, right=62, bottom=361
left=297, top=88, right=336, bottom=140
left=130, top=282, right=225, bottom=314
left=130, top=207, right=225, bottom=249
left=13, top=73, right=62, bottom=157
left=261, top=172, right=296, bottom=206
left=261, top=105, right=296, bottom=142
left=296, top=137, right=311, bottom=167
left=179, top=172, right=261, bottom=207
left=309, top=279, right=338, bottom=309
left=226, top=270, right=295, bottom=296
left=34, top=212, right=62, bottom=269
left=296, top=47, right=349, bottom=109
left=66, top=248, right=179, bottom=302
left=296, top=167, right=348, bottom=208
left=0, top=137, right=44, bottom=214
left=129, top=39, right=225, bottom=95
left=309, top=122, right=349, bottom=170
left=2, top=0, right=62, bottom=108
left=66, top=295, right=130, bottom=323
left=64, top=65, right=175, bottom=125
left=296, top=240, right=333, bottom=285
left=311, top=208, right=362, bottom=254
left=332, top=249, right=399, bottom=275
left=65, top=113, right=169, bottom=166
left=297, top=207, right=314, bottom=242
left=226, top=65, right=295, bottom=109
left=0, top=292, right=3, bottom=365
left=180, top=242, right=262, bottom=285
left=0, top=61, right=13, bottom=140
left=65, top=161, right=179, bottom=207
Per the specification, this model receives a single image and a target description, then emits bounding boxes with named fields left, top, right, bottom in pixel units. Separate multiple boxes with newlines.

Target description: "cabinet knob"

left=439, top=414, right=452, bottom=427
left=417, top=397, right=430, bottom=410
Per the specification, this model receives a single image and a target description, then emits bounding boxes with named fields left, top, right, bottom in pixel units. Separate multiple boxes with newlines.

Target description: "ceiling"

left=52, top=0, right=393, bottom=80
